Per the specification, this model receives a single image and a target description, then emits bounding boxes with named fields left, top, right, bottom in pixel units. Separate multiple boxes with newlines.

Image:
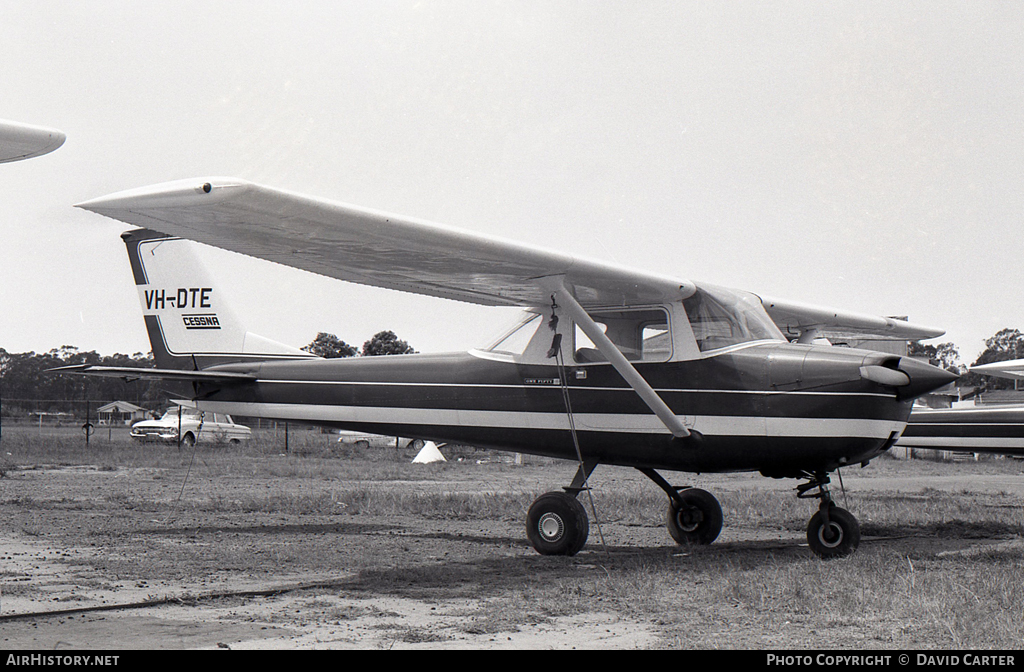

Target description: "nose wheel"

left=798, top=472, right=860, bottom=559
left=807, top=506, right=859, bottom=558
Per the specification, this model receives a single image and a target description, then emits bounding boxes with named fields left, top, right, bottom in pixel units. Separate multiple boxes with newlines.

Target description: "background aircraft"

left=0, top=119, right=65, bottom=164
left=59, top=177, right=957, bottom=559
left=900, top=360, right=1024, bottom=456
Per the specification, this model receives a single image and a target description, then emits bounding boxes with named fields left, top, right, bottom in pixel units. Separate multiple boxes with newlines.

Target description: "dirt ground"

left=1, top=453, right=1023, bottom=650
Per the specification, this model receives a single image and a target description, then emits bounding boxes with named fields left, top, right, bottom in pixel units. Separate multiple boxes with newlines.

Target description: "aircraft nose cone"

left=895, top=357, right=960, bottom=400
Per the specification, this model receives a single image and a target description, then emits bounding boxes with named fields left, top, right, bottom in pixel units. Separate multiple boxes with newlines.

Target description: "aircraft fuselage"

left=192, top=341, right=949, bottom=478
left=900, top=405, right=1024, bottom=456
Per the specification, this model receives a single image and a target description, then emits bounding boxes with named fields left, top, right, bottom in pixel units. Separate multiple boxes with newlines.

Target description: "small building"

left=97, top=401, right=149, bottom=425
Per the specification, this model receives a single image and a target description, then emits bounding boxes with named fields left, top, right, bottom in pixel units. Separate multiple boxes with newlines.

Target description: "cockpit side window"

left=683, top=285, right=784, bottom=352
left=574, top=308, right=671, bottom=363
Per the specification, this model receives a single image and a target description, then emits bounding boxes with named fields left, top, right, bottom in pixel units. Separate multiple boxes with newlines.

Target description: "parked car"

left=130, top=407, right=251, bottom=446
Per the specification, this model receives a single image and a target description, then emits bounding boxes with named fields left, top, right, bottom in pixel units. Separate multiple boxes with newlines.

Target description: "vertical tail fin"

left=122, top=229, right=316, bottom=370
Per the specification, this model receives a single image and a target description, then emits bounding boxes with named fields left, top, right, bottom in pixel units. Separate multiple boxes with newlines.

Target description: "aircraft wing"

left=969, top=359, right=1024, bottom=381
left=49, top=364, right=256, bottom=384
left=760, top=296, right=945, bottom=342
left=0, top=119, right=65, bottom=163
left=76, top=177, right=696, bottom=309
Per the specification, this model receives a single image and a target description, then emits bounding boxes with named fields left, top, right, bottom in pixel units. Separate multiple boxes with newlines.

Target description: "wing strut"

left=549, top=285, right=692, bottom=440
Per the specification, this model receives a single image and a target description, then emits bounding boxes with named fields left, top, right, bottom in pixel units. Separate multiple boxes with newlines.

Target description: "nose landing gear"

left=798, top=472, right=860, bottom=559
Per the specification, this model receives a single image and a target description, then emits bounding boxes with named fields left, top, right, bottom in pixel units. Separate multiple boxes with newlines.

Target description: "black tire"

left=180, top=432, right=196, bottom=448
left=806, top=506, right=860, bottom=559
left=666, top=488, right=723, bottom=545
left=526, top=491, right=589, bottom=556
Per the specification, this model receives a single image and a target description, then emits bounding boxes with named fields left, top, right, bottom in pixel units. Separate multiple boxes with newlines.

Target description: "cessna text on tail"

left=60, top=177, right=958, bottom=558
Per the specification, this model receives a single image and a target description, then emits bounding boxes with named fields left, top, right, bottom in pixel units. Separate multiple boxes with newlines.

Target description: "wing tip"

left=75, top=176, right=253, bottom=213
left=0, top=119, right=66, bottom=163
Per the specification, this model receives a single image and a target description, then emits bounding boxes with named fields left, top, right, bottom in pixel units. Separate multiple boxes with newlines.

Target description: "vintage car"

left=130, top=407, right=252, bottom=446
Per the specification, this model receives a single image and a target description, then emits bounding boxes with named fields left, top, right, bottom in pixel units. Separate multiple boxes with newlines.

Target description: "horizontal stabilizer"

left=49, top=364, right=256, bottom=384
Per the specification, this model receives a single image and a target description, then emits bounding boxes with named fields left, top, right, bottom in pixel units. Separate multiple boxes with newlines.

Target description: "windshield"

left=484, top=311, right=543, bottom=355
left=683, top=284, right=784, bottom=352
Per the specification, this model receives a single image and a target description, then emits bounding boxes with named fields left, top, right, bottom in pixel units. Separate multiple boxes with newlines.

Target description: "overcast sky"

left=2, top=1, right=1022, bottom=364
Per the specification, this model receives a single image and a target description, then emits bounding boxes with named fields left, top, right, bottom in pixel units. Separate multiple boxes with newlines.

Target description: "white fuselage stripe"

left=896, top=437, right=1024, bottom=449
left=195, top=401, right=903, bottom=438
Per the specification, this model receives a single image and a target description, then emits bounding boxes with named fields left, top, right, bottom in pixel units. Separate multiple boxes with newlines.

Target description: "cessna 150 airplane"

left=60, top=177, right=958, bottom=558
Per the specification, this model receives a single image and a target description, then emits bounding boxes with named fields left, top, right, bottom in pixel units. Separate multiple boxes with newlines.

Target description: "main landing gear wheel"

left=636, top=468, right=724, bottom=548
left=526, top=491, right=589, bottom=556
left=806, top=506, right=860, bottom=559
left=666, top=488, right=723, bottom=546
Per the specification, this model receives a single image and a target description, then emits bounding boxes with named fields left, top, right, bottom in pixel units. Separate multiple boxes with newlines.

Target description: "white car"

left=130, top=408, right=252, bottom=446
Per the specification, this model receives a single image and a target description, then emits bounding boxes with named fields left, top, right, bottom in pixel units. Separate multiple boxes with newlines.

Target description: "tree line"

left=301, top=330, right=415, bottom=358
left=0, top=347, right=164, bottom=418
left=908, top=327, right=1024, bottom=391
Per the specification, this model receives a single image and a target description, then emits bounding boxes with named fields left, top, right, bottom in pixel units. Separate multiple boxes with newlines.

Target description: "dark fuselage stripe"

left=237, top=379, right=903, bottom=421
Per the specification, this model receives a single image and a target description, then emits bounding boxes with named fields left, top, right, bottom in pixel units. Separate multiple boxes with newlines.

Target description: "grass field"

left=2, top=423, right=1023, bottom=649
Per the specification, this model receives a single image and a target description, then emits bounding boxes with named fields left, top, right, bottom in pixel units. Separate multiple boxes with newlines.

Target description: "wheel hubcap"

left=676, top=508, right=703, bottom=533
left=538, top=512, right=565, bottom=542
left=818, top=522, right=843, bottom=548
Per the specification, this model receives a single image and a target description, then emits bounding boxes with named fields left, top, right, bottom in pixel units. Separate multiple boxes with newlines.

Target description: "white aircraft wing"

left=77, top=176, right=946, bottom=342
left=760, top=296, right=945, bottom=342
left=76, top=177, right=695, bottom=309
left=969, top=359, right=1024, bottom=381
left=0, top=119, right=65, bottom=163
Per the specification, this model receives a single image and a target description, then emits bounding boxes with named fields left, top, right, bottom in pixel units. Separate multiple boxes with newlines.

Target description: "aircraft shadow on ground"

left=117, top=515, right=1024, bottom=606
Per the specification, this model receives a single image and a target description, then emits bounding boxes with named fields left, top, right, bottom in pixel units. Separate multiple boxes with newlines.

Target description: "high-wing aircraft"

left=900, top=360, right=1024, bottom=456
left=60, top=177, right=958, bottom=558
left=0, top=119, right=65, bottom=163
